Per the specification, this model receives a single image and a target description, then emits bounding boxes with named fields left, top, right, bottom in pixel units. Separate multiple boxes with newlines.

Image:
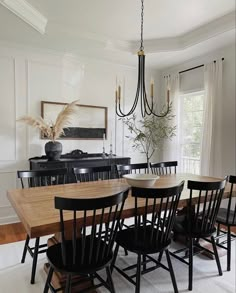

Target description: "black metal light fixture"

left=115, top=0, right=170, bottom=118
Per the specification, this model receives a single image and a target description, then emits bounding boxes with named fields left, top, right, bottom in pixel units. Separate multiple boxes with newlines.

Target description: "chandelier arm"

left=145, top=101, right=170, bottom=118
left=140, top=54, right=153, bottom=116
left=115, top=54, right=143, bottom=117
left=141, top=55, right=149, bottom=116
left=140, top=56, right=145, bottom=118
left=115, top=82, right=140, bottom=117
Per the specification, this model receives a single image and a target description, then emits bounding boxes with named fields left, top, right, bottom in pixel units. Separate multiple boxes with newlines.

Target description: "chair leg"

left=43, top=266, right=53, bottom=293
left=31, top=237, right=40, bottom=284
left=142, top=255, right=147, bottom=271
left=216, top=223, right=220, bottom=244
left=188, top=238, right=193, bottom=291
left=135, top=253, right=142, bottom=293
left=211, top=236, right=223, bottom=276
left=106, top=266, right=116, bottom=293
left=165, top=250, right=178, bottom=293
left=157, top=251, right=164, bottom=263
left=65, top=274, right=72, bottom=293
left=110, top=243, right=119, bottom=273
left=21, top=234, right=30, bottom=263
left=227, top=226, right=231, bottom=271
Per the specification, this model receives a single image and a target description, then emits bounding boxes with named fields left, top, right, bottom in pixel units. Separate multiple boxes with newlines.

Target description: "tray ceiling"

left=0, top=0, right=235, bottom=68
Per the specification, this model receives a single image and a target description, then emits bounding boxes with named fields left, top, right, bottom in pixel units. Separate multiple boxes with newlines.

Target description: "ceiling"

left=0, top=0, right=235, bottom=69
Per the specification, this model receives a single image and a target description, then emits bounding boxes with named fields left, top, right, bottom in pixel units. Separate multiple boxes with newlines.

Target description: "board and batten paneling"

left=0, top=56, right=16, bottom=161
left=0, top=171, right=19, bottom=224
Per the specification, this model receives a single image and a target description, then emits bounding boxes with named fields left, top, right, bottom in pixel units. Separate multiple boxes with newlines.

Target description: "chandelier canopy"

left=115, top=0, right=170, bottom=118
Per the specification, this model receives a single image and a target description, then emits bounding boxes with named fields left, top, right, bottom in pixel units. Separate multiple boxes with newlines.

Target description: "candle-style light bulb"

left=102, top=133, right=106, bottom=158
left=150, top=78, right=154, bottom=98
left=167, top=89, right=170, bottom=105
left=118, top=85, right=121, bottom=101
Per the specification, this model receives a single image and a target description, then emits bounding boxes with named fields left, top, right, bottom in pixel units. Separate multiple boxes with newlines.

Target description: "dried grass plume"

left=17, top=100, right=79, bottom=141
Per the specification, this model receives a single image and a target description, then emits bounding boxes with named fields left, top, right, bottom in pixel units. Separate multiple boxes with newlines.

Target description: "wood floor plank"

left=0, top=222, right=26, bottom=245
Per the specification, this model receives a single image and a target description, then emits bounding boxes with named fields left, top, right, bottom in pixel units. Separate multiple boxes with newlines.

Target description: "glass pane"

left=180, top=91, right=204, bottom=174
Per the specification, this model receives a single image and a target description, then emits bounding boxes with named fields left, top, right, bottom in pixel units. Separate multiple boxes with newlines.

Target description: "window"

left=179, top=91, right=204, bottom=174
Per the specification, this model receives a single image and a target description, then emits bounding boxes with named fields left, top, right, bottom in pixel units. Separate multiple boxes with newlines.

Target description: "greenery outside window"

left=179, top=91, right=204, bottom=174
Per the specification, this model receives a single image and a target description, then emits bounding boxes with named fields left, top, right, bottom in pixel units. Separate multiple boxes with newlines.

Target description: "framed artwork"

left=41, top=101, right=107, bottom=140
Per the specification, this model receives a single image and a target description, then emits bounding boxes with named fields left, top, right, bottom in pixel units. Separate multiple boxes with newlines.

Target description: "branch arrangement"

left=122, top=103, right=176, bottom=162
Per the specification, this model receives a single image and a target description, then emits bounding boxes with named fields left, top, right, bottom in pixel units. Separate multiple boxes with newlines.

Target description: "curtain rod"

left=179, top=58, right=224, bottom=74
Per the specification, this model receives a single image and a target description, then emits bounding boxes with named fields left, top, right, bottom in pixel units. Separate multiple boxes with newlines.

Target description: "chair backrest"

left=151, top=161, right=177, bottom=175
left=17, top=168, right=68, bottom=188
left=224, top=175, right=236, bottom=225
left=130, top=181, right=184, bottom=247
left=116, top=163, right=149, bottom=178
left=73, top=166, right=112, bottom=182
left=130, top=163, right=149, bottom=174
left=55, top=189, right=129, bottom=267
left=115, top=164, right=132, bottom=178
left=187, top=179, right=226, bottom=236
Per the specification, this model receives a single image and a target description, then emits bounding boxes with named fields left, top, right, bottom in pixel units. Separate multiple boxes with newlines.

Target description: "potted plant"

left=122, top=103, right=176, bottom=173
left=18, top=100, right=79, bottom=161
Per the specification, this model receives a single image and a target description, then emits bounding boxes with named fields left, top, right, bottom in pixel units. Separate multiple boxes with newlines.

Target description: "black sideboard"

left=29, top=151, right=130, bottom=182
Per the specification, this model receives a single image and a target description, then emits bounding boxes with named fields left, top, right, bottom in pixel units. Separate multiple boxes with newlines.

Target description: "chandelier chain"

left=140, top=0, right=144, bottom=51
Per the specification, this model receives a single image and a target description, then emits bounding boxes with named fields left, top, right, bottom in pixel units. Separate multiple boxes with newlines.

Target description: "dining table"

left=7, top=173, right=232, bottom=292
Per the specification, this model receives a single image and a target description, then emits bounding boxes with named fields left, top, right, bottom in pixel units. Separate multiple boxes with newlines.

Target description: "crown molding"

left=129, top=11, right=236, bottom=53
left=0, top=0, right=47, bottom=34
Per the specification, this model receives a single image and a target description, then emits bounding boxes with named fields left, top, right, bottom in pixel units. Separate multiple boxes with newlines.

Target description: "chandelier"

left=115, top=0, right=170, bottom=118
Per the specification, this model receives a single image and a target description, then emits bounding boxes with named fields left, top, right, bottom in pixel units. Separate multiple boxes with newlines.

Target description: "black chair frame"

left=73, top=166, right=112, bottom=182
left=215, top=175, right=236, bottom=271
left=111, top=181, right=185, bottom=293
left=44, top=189, right=129, bottom=293
left=151, top=161, right=177, bottom=175
left=115, top=163, right=149, bottom=178
left=17, top=168, right=68, bottom=284
left=170, top=179, right=226, bottom=291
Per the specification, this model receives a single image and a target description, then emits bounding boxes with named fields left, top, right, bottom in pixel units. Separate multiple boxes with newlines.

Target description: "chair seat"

left=216, top=208, right=236, bottom=226
left=116, top=226, right=171, bottom=254
left=47, top=237, right=113, bottom=275
left=173, top=216, right=216, bottom=238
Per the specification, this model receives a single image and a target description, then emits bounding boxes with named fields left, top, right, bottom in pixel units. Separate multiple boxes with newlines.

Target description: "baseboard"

left=0, top=215, right=19, bottom=225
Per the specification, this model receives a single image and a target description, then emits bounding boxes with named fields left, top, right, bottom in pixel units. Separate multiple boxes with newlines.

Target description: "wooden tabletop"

left=7, top=173, right=229, bottom=239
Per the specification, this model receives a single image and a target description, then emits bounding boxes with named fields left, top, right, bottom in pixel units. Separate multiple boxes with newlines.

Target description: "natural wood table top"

left=7, top=173, right=230, bottom=239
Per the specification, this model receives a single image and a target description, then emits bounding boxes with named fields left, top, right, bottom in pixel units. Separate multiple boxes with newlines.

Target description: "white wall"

left=0, top=43, right=158, bottom=224
left=159, top=44, right=236, bottom=177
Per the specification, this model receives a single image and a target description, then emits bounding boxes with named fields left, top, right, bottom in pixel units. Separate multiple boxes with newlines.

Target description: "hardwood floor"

left=0, top=222, right=26, bottom=245
left=0, top=222, right=236, bottom=245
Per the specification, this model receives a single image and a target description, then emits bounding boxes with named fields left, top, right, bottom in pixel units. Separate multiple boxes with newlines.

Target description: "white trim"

left=0, top=215, right=19, bottom=224
left=130, top=12, right=236, bottom=53
left=0, top=0, right=47, bottom=34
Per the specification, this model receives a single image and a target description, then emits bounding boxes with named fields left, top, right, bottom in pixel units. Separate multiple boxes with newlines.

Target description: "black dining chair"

left=111, top=181, right=185, bottom=293
left=170, top=179, right=226, bottom=291
left=73, top=166, right=112, bottom=182
left=115, top=162, right=149, bottom=178
left=43, top=189, right=129, bottom=293
left=17, top=168, right=68, bottom=284
left=151, top=161, right=177, bottom=175
left=215, top=175, right=236, bottom=271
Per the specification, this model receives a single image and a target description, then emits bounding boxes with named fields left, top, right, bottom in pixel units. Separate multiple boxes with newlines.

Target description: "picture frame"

left=41, top=101, right=107, bottom=140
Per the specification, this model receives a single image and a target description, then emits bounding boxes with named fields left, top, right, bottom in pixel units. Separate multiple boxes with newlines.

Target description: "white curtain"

left=162, top=74, right=180, bottom=163
left=200, top=60, right=223, bottom=177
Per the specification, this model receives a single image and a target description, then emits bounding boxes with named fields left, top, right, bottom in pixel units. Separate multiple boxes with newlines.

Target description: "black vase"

left=45, top=141, right=62, bottom=161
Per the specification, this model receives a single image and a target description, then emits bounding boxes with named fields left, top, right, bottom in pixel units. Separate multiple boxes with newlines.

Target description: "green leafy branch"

left=122, top=103, right=176, bottom=162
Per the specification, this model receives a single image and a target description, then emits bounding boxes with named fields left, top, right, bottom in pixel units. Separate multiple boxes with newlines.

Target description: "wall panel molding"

left=0, top=55, right=17, bottom=161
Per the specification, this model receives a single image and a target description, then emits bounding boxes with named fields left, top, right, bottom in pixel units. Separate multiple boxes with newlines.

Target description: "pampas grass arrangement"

left=17, top=100, right=79, bottom=141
